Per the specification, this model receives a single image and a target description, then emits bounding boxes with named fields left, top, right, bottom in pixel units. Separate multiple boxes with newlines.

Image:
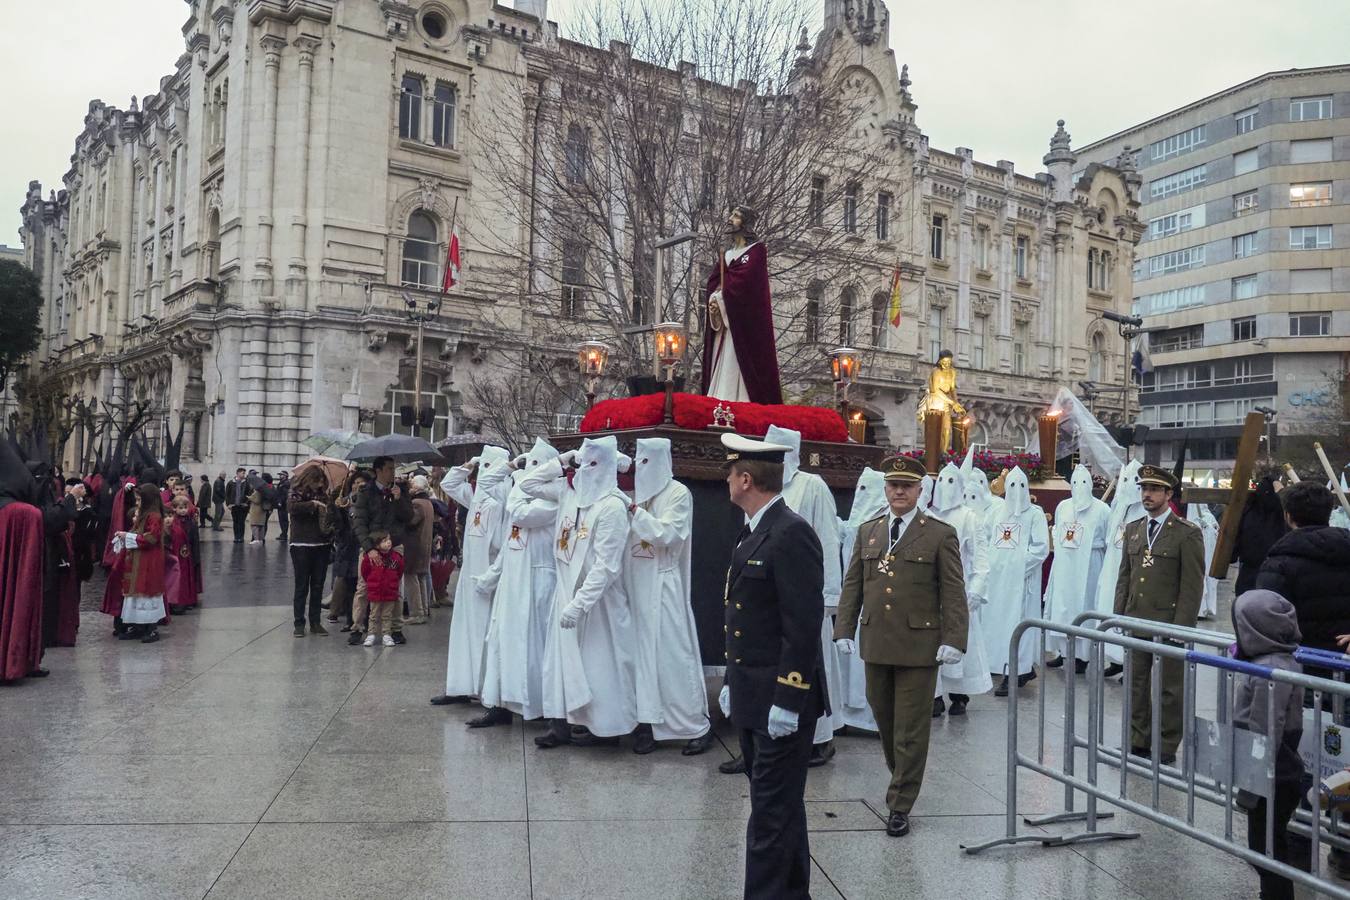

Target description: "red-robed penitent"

left=0, top=502, right=46, bottom=681
left=699, top=241, right=783, bottom=406
left=164, top=513, right=200, bottom=609
left=101, top=478, right=134, bottom=570
left=122, top=513, right=166, bottom=598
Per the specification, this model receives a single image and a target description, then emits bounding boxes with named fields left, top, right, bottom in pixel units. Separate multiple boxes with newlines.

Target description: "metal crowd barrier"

left=961, top=617, right=1350, bottom=900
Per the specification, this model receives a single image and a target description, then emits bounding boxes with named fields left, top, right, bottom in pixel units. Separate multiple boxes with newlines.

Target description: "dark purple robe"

left=700, top=241, right=783, bottom=406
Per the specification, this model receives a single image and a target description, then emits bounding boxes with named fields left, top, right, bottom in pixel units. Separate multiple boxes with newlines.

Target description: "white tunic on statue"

left=440, top=448, right=512, bottom=698
left=520, top=454, right=638, bottom=738
left=625, top=481, right=711, bottom=740
left=980, top=469, right=1050, bottom=677
left=478, top=473, right=558, bottom=719
left=766, top=425, right=842, bottom=744
left=705, top=243, right=757, bottom=403
left=1044, top=466, right=1111, bottom=661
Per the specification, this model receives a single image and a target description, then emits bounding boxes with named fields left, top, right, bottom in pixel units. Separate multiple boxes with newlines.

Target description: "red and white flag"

left=441, top=230, right=461, bottom=292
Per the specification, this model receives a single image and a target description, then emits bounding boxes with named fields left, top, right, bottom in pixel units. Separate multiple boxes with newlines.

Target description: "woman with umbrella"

left=287, top=466, right=335, bottom=636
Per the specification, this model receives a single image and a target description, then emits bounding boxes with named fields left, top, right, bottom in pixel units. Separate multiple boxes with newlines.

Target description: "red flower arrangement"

left=580, top=393, right=849, bottom=443
left=897, top=448, right=1042, bottom=479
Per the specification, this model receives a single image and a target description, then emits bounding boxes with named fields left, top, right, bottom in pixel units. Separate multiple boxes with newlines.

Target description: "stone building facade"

left=19, top=0, right=1141, bottom=471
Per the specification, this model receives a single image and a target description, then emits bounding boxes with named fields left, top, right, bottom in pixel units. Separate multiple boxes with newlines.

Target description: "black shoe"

left=994, top=676, right=1010, bottom=697
left=118, top=627, right=143, bottom=641
left=1046, top=656, right=1065, bottom=669
left=808, top=742, right=836, bottom=768
left=140, top=629, right=160, bottom=644
left=30, top=667, right=50, bottom=677
left=430, top=694, right=471, bottom=706
left=467, top=707, right=513, bottom=728
left=390, top=632, right=406, bottom=645
left=1160, top=753, right=1177, bottom=766
left=932, top=697, right=946, bottom=718
left=948, top=698, right=968, bottom=716
left=1103, top=663, right=1124, bottom=679
left=572, top=729, right=620, bottom=748
left=719, top=754, right=746, bottom=775
left=632, top=724, right=656, bottom=755
left=1017, top=671, right=1037, bottom=688
left=294, top=625, right=305, bottom=638
left=682, top=732, right=714, bottom=756
left=534, top=721, right=572, bottom=749
left=347, top=631, right=364, bottom=646
left=886, top=811, right=911, bottom=837
left=234, top=539, right=243, bottom=544
left=1075, top=659, right=1089, bottom=674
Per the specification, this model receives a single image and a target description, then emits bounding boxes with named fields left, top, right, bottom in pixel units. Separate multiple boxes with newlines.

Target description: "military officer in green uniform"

left=834, top=454, right=967, bottom=837
left=1114, top=464, right=1205, bottom=764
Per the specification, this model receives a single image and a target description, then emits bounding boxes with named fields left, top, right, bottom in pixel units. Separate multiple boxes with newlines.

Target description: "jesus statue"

left=700, top=205, right=783, bottom=406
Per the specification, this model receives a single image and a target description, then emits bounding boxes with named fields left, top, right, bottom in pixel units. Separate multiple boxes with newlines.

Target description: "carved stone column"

left=255, top=34, right=287, bottom=280
left=289, top=36, right=321, bottom=285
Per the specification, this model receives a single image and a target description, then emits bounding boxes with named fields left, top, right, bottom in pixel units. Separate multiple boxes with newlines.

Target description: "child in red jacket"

left=360, top=531, right=404, bottom=647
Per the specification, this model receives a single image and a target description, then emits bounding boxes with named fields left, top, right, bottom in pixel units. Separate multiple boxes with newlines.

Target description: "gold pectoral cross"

left=1141, top=549, right=1154, bottom=568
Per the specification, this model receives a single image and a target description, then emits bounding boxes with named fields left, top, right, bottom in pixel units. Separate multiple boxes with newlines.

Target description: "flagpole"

left=415, top=197, right=459, bottom=438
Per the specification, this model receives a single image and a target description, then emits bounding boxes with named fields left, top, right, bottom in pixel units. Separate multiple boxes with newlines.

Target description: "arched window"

left=1011, top=424, right=1029, bottom=452
left=431, top=81, right=456, bottom=147
left=839, top=287, right=856, bottom=344
left=374, top=369, right=453, bottom=443
left=1088, top=331, right=1105, bottom=382
left=399, top=74, right=424, bottom=140
left=564, top=124, right=588, bottom=184
left=804, top=281, right=822, bottom=343
left=971, top=422, right=989, bottom=452
left=869, top=292, right=888, bottom=347
left=401, top=210, right=439, bottom=289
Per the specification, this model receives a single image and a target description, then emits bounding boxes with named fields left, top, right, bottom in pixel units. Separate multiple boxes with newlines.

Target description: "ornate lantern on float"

left=652, top=322, right=686, bottom=424
left=577, top=340, right=609, bottom=409
left=828, top=346, right=862, bottom=431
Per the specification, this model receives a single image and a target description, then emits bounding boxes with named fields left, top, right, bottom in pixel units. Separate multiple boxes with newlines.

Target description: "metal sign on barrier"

left=1192, top=716, right=1272, bottom=797
left=1301, top=714, right=1348, bottom=783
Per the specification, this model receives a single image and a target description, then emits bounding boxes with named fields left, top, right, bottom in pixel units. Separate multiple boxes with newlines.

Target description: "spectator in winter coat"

left=1235, top=476, right=1289, bottom=595
left=1256, top=481, right=1350, bottom=654
left=359, top=531, right=404, bottom=647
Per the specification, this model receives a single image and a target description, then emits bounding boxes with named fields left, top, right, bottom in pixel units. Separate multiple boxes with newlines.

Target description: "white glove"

left=718, top=685, right=731, bottom=718
left=936, top=644, right=964, bottom=665
left=111, top=533, right=125, bottom=553
left=559, top=602, right=583, bottom=629
left=472, top=572, right=499, bottom=595
left=557, top=450, right=578, bottom=468
left=465, top=456, right=480, bottom=469
left=616, top=453, right=633, bottom=474
left=122, top=532, right=139, bottom=550
left=766, top=705, right=799, bottom=739
left=834, top=638, right=856, bottom=655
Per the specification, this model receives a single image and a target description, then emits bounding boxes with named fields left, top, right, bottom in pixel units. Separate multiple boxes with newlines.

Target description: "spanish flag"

left=887, top=265, right=902, bottom=327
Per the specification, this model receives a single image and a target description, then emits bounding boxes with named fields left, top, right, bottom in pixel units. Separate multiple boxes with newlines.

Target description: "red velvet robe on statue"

left=699, top=241, right=783, bottom=405
left=0, top=502, right=46, bottom=681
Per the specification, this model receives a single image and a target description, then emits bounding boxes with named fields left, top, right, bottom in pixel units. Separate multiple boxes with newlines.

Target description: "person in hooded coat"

left=432, top=446, right=512, bottom=705
left=1044, top=465, right=1111, bottom=669
left=1185, top=498, right=1220, bottom=619
left=1093, top=460, right=1144, bottom=671
left=1255, top=481, right=1350, bottom=656
left=1235, top=476, right=1289, bottom=595
left=100, top=477, right=139, bottom=634
left=928, top=461, right=991, bottom=715
left=766, top=425, right=842, bottom=765
left=522, top=435, right=638, bottom=747
left=0, top=439, right=48, bottom=682
left=623, top=437, right=713, bottom=755
left=471, top=438, right=560, bottom=727
left=835, top=467, right=886, bottom=732
left=980, top=467, right=1049, bottom=695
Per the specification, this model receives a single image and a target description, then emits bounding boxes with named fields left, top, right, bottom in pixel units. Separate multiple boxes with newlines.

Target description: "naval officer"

left=718, top=432, right=827, bottom=900
left=1114, top=464, right=1205, bottom=764
left=834, top=454, right=967, bottom=837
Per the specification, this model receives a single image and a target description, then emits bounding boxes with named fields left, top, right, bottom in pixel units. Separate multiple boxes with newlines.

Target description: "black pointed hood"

left=0, top=432, right=39, bottom=510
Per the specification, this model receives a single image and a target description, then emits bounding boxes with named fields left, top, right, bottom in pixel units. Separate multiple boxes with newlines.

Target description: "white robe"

left=1188, top=504, right=1220, bottom=618
left=705, top=244, right=756, bottom=403
left=981, top=506, right=1050, bottom=676
left=1094, top=501, right=1144, bottom=664
left=1044, top=496, right=1111, bottom=660
left=441, top=464, right=510, bottom=697
left=624, top=481, right=710, bottom=740
left=521, top=459, right=638, bottom=738
left=837, top=517, right=879, bottom=731
left=478, top=477, right=558, bottom=719
left=781, top=470, right=843, bottom=743
left=930, top=505, right=993, bottom=696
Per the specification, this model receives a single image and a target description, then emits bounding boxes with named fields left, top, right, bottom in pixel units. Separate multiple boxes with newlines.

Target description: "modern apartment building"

left=1076, top=65, right=1350, bottom=479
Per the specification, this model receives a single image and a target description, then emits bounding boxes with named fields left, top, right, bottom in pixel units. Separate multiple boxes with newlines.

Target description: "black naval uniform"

left=724, top=496, right=828, bottom=900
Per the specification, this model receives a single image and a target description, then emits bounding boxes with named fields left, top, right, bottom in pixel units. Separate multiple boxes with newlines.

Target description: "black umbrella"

left=346, top=433, right=440, bottom=463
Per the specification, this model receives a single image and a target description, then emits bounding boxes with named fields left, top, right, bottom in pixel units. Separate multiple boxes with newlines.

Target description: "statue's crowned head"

left=727, top=204, right=759, bottom=242
left=937, top=349, right=953, bottom=369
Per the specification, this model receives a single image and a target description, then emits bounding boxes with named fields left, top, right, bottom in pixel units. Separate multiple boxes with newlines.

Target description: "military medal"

left=877, top=554, right=892, bottom=575
left=1141, top=517, right=1162, bottom=569
left=1142, top=550, right=1154, bottom=568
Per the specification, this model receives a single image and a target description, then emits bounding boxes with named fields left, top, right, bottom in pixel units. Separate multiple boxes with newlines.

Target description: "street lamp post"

left=828, top=346, right=861, bottom=438
left=403, top=292, right=442, bottom=436
left=577, top=340, right=610, bottom=410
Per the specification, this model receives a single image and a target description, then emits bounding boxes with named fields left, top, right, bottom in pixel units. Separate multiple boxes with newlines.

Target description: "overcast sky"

left=3, top=0, right=1347, bottom=247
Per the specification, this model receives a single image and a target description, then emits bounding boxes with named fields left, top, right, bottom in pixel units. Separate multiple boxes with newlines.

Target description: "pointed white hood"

left=476, top=446, right=513, bottom=497
left=846, top=467, right=887, bottom=528
left=1004, top=466, right=1031, bottom=515
left=634, top=437, right=674, bottom=505
left=932, top=462, right=964, bottom=514
left=1070, top=464, right=1095, bottom=512
left=964, top=468, right=992, bottom=509
left=1113, top=459, right=1142, bottom=511
left=572, top=435, right=622, bottom=508
left=764, top=424, right=802, bottom=485
left=513, top=437, right=559, bottom=485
